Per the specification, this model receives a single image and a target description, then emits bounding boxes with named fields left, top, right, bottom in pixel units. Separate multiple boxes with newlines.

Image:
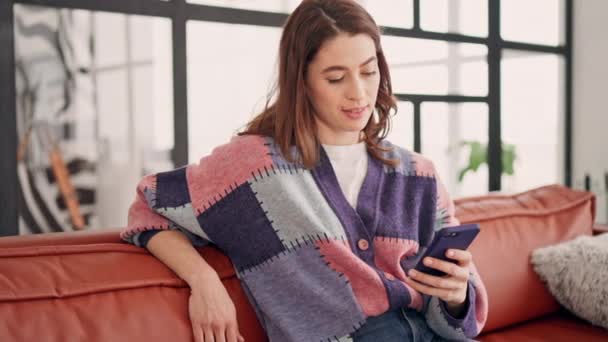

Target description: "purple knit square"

left=197, top=182, right=285, bottom=270
left=155, top=166, right=191, bottom=209
left=377, top=173, right=437, bottom=247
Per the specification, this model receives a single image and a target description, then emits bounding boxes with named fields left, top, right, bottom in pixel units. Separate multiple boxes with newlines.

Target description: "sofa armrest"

left=593, top=223, right=608, bottom=235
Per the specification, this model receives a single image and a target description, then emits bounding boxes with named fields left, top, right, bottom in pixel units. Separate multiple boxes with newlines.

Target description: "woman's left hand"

left=404, top=249, right=471, bottom=310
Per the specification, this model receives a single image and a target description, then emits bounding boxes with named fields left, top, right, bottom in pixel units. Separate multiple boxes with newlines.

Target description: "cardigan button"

left=357, top=239, right=369, bottom=251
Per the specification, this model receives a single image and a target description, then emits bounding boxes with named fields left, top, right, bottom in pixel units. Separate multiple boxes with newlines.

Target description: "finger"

left=215, top=329, right=227, bottom=342
left=404, top=276, right=451, bottom=298
left=226, top=324, right=238, bottom=342
left=203, top=328, right=216, bottom=342
left=446, top=249, right=472, bottom=266
left=422, top=257, right=469, bottom=280
left=408, top=269, right=462, bottom=290
left=192, top=325, right=204, bottom=342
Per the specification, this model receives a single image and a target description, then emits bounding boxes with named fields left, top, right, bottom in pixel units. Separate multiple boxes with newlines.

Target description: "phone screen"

left=413, top=223, right=480, bottom=277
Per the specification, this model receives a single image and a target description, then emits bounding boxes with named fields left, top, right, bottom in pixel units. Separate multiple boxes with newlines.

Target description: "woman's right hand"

left=187, top=272, right=245, bottom=342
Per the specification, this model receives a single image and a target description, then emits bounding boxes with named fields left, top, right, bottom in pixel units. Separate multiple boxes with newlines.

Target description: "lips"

left=342, top=105, right=368, bottom=119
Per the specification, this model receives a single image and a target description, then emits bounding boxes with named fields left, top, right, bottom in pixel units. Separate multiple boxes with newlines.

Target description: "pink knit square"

left=316, top=239, right=390, bottom=316
left=187, top=135, right=273, bottom=214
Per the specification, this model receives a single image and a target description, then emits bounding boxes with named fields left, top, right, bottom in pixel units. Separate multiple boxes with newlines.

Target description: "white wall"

left=573, top=0, right=608, bottom=223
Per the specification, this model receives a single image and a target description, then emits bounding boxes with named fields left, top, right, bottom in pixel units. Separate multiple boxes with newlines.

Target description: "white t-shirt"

left=322, top=142, right=368, bottom=209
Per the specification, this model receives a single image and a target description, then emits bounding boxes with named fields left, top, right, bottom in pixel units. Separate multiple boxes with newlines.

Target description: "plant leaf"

left=468, top=142, right=487, bottom=172
left=502, top=143, right=516, bottom=175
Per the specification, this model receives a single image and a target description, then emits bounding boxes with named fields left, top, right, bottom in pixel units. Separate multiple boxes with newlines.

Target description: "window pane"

left=187, top=22, right=281, bottom=162
left=421, top=102, right=489, bottom=198
left=502, top=50, right=564, bottom=192
left=188, top=1, right=414, bottom=28
left=362, top=0, right=414, bottom=29
left=94, top=13, right=174, bottom=169
left=501, top=0, right=564, bottom=46
left=187, top=0, right=300, bottom=13
left=382, top=36, right=487, bottom=96
left=386, top=102, right=414, bottom=150
left=421, top=0, right=488, bottom=37
left=14, top=5, right=173, bottom=232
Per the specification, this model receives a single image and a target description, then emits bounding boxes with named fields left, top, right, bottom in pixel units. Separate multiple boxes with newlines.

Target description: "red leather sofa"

left=1, top=184, right=607, bottom=341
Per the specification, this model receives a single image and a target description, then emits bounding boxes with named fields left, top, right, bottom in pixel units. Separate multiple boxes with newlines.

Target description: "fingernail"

left=424, top=257, right=432, bottom=265
left=448, top=250, right=454, bottom=257
left=409, top=269, right=417, bottom=277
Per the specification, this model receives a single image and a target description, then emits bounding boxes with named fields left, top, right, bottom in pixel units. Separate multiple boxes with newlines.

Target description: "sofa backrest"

left=455, top=184, right=596, bottom=333
left=0, top=230, right=267, bottom=342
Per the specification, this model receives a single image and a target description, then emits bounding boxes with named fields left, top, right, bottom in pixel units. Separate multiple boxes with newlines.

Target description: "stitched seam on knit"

left=120, top=224, right=172, bottom=241
left=249, top=163, right=307, bottom=182
left=383, top=168, right=437, bottom=178
left=238, top=235, right=349, bottom=276
left=191, top=163, right=309, bottom=216
left=144, top=186, right=159, bottom=209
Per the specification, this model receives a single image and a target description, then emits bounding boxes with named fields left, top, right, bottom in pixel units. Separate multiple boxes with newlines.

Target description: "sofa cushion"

left=479, top=311, right=608, bottom=341
left=531, top=233, right=608, bottom=330
left=455, top=184, right=596, bottom=333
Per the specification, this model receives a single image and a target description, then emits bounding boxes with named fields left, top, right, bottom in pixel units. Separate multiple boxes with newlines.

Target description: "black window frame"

left=0, top=0, right=573, bottom=236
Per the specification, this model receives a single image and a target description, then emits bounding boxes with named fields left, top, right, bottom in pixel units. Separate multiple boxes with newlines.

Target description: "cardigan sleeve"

left=120, top=167, right=212, bottom=249
left=421, top=167, right=489, bottom=340
left=119, top=134, right=276, bottom=249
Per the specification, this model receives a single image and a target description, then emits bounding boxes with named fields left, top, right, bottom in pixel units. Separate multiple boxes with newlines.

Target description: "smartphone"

left=413, top=223, right=480, bottom=277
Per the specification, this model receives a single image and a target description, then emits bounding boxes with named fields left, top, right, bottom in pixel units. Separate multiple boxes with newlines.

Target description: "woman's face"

left=306, top=33, right=381, bottom=145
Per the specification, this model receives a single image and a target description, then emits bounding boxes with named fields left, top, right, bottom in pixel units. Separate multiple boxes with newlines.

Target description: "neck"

left=318, top=131, right=365, bottom=146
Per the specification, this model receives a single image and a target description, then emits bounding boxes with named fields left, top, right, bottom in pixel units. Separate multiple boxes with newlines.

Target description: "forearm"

left=146, top=230, right=219, bottom=286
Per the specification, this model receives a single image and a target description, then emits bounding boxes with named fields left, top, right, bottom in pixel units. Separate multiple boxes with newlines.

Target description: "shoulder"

left=194, top=134, right=273, bottom=165
left=216, top=134, right=270, bottom=153
left=376, top=139, right=439, bottom=179
left=188, top=134, right=275, bottom=182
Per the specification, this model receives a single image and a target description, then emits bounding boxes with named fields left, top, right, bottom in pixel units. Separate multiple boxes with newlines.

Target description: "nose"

left=345, top=77, right=366, bottom=103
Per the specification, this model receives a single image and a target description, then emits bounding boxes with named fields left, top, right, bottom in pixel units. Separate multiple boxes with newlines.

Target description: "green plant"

left=457, top=140, right=517, bottom=183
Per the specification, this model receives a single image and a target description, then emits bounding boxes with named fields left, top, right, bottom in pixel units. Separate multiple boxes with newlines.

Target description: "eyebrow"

left=321, top=56, right=377, bottom=74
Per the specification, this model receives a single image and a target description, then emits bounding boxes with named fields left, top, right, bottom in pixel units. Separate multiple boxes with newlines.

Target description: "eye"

left=362, top=71, right=377, bottom=77
left=327, top=77, right=344, bottom=84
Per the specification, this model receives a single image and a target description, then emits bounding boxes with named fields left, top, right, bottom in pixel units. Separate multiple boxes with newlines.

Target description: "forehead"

left=311, top=33, right=377, bottom=69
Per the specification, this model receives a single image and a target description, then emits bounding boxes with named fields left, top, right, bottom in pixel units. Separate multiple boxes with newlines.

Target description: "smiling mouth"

left=341, top=105, right=369, bottom=119
left=342, top=105, right=368, bottom=114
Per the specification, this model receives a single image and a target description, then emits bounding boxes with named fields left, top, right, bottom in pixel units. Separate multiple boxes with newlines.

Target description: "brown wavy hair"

left=239, top=0, right=399, bottom=169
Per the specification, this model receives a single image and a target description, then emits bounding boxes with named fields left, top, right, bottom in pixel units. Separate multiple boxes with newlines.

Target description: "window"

left=502, top=50, right=564, bottom=192
left=11, top=4, right=173, bottom=232
left=186, top=21, right=281, bottom=160
left=2, top=0, right=574, bottom=235
left=501, top=0, right=565, bottom=46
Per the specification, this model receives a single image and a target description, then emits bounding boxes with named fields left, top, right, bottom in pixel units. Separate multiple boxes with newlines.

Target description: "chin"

left=342, top=125, right=367, bottom=135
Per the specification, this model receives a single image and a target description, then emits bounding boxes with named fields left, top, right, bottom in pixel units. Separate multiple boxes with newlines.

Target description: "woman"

left=121, top=1, right=488, bottom=341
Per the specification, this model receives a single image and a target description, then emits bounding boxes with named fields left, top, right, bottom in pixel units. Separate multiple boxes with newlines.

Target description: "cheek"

left=311, top=84, right=341, bottom=110
left=367, top=77, right=381, bottom=98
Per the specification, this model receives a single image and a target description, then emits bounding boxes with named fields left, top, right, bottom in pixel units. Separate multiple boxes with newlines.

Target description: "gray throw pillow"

left=531, top=233, right=608, bottom=329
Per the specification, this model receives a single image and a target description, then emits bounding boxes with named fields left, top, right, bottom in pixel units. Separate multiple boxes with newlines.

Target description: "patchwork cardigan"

left=120, top=134, right=488, bottom=342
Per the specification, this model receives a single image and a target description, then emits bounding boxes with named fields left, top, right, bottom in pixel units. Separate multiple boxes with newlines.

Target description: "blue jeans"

left=352, top=308, right=448, bottom=342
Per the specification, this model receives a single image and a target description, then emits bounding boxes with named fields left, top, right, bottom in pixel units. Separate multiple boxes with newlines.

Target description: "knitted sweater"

left=120, top=134, right=488, bottom=342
